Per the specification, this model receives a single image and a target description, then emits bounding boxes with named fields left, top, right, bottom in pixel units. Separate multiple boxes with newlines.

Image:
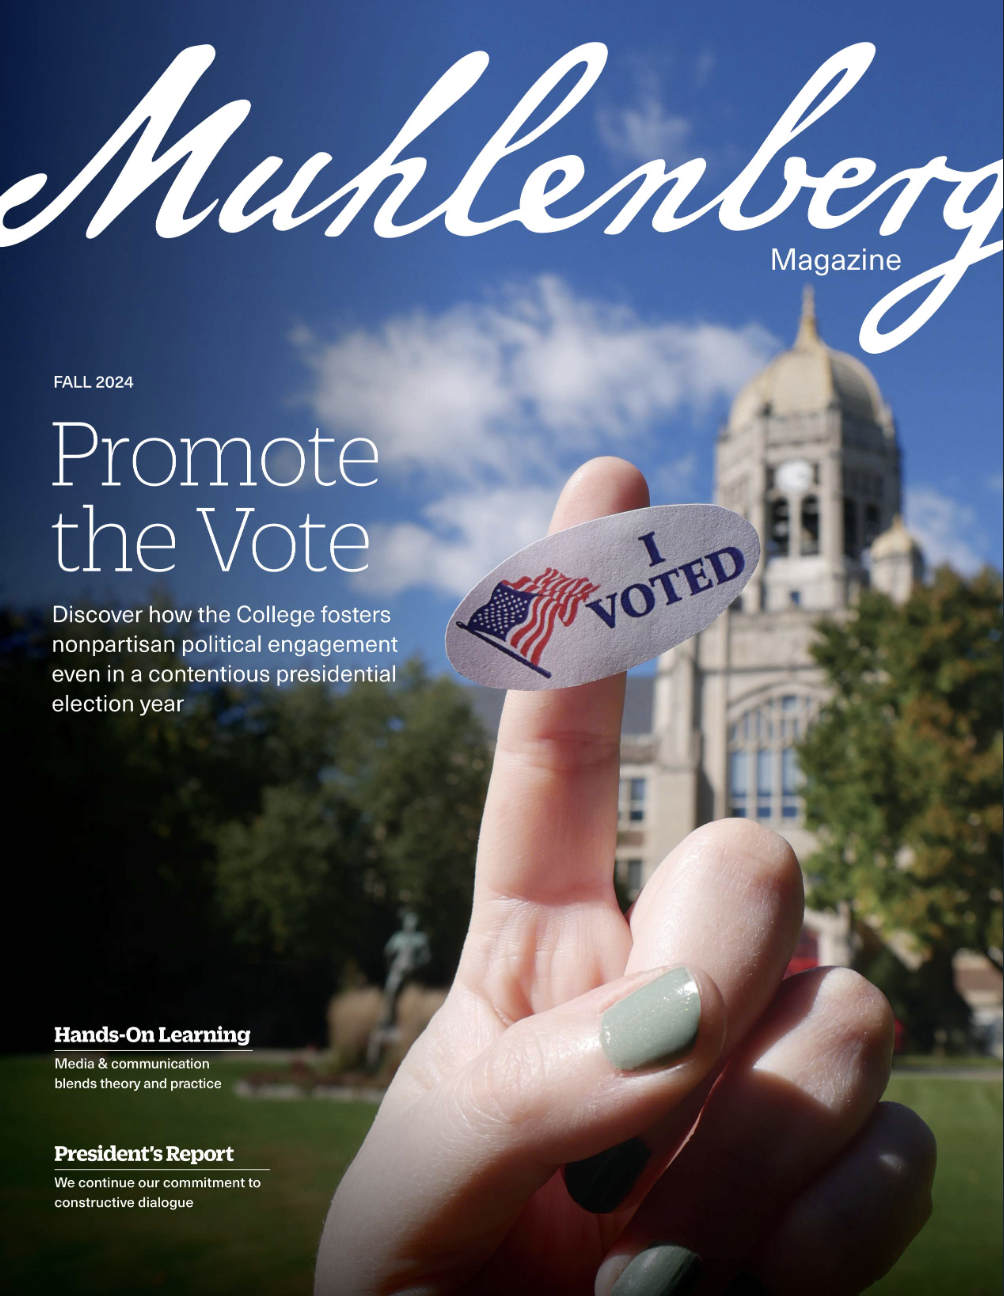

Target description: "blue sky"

left=2, top=0, right=1001, bottom=674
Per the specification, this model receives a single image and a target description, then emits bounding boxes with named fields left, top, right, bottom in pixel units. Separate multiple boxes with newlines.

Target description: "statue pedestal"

left=366, top=1023, right=402, bottom=1073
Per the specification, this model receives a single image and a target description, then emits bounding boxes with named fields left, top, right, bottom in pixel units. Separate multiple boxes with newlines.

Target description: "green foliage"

left=213, top=663, right=489, bottom=985
left=335, top=662, right=489, bottom=978
left=216, top=784, right=363, bottom=952
left=2, top=604, right=490, bottom=1045
left=799, top=567, right=1003, bottom=1041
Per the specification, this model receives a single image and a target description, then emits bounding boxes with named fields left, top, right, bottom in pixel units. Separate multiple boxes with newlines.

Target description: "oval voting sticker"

left=446, top=504, right=760, bottom=690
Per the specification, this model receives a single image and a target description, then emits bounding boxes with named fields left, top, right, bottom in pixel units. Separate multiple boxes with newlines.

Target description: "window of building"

left=781, top=745, right=799, bottom=818
left=626, top=859, right=644, bottom=894
left=756, top=747, right=772, bottom=819
left=619, top=777, right=646, bottom=823
left=728, top=748, right=746, bottom=816
left=800, top=495, right=820, bottom=556
left=768, top=498, right=790, bottom=557
left=728, top=694, right=818, bottom=821
left=789, top=590, right=801, bottom=606
left=843, top=497, right=858, bottom=558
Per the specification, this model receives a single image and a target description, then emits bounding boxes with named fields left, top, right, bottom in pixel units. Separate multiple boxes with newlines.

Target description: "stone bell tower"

left=635, top=291, right=921, bottom=966
left=716, top=286, right=902, bottom=614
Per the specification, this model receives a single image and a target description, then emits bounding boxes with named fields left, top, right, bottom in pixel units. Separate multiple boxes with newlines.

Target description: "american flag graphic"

left=457, top=567, right=599, bottom=678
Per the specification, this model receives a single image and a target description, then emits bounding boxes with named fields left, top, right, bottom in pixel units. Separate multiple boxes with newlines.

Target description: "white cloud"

left=365, top=451, right=706, bottom=598
left=905, top=485, right=984, bottom=575
left=693, top=49, right=716, bottom=88
left=297, top=277, right=773, bottom=481
left=295, top=277, right=776, bottom=596
left=596, top=69, right=694, bottom=166
left=650, top=452, right=700, bottom=502
left=366, top=484, right=556, bottom=597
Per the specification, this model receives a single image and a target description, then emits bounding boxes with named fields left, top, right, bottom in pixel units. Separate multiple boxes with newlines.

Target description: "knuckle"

left=877, top=1101, right=937, bottom=1153
left=873, top=1101, right=939, bottom=1196
left=818, top=967, right=896, bottom=1068
left=464, top=1023, right=549, bottom=1135
left=788, top=1126, right=937, bottom=1295
left=501, top=728, right=622, bottom=776
left=792, top=1192, right=879, bottom=1292
left=698, top=819, right=805, bottom=911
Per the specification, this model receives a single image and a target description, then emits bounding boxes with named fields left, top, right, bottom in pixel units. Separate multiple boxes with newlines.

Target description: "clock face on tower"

left=776, top=458, right=814, bottom=493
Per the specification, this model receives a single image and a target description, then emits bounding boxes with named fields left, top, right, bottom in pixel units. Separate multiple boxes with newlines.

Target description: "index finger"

left=461, top=457, right=650, bottom=1003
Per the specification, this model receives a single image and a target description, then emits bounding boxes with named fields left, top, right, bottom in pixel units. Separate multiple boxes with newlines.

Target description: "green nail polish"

left=611, top=1244, right=702, bottom=1296
left=565, top=1136, right=650, bottom=1213
left=601, top=967, right=701, bottom=1072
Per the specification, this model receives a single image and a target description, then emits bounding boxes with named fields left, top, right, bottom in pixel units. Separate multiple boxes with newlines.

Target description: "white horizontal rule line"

left=52, top=1048, right=253, bottom=1052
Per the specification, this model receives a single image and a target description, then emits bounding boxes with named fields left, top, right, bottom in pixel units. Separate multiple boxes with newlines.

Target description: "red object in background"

left=784, top=927, right=819, bottom=978
left=783, top=927, right=908, bottom=1052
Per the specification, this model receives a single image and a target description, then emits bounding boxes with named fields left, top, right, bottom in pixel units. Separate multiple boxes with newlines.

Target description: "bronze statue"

left=367, top=911, right=431, bottom=1071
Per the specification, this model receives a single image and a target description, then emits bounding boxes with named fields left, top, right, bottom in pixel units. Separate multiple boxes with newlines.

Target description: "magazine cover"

left=2, top=2, right=1001, bottom=1294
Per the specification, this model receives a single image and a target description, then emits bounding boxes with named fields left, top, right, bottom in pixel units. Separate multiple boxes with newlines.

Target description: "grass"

left=3, top=1056, right=372, bottom=1295
left=892, top=1053, right=1003, bottom=1071
left=2, top=1057, right=1000, bottom=1294
left=871, top=1074, right=1002, bottom=1296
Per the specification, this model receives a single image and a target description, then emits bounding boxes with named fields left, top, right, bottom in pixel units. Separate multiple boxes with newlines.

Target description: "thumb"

left=319, top=966, right=725, bottom=1293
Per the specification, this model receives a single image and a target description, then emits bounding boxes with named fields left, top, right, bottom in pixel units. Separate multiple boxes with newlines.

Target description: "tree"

left=2, top=599, right=491, bottom=1047
left=798, top=567, right=1003, bottom=1047
left=214, top=662, right=490, bottom=988
left=2, top=600, right=266, bottom=1045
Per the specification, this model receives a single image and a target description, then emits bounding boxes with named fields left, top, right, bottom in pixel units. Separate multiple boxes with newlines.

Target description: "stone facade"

left=470, top=291, right=1000, bottom=1030
left=617, top=290, right=916, bottom=968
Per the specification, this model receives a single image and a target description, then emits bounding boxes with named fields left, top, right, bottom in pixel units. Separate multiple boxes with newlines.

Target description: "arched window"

left=728, top=694, right=819, bottom=822
left=768, top=498, right=790, bottom=557
left=843, top=497, right=858, bottom=558
left=800, top=495, right=820, bottom=556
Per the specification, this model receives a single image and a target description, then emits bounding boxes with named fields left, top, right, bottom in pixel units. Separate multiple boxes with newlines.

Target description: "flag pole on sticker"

left=455, top=568, right=600, bottom=679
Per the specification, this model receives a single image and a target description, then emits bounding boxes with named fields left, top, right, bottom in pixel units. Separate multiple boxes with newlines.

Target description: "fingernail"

left=565, top=1136, right=650, bottom=1213
left=601, top=966, right=701, bottom=1072
left=611, top=1244, right=703, bottom=1296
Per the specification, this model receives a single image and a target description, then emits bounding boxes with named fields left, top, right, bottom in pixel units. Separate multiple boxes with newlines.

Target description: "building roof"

left=871, top=513, right=923, bottom=561
left=727, top=287, right=891, bottom=432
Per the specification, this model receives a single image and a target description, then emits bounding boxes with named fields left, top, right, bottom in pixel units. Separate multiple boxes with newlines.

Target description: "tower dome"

left=713, top=290, right=905, bottom=615
left=728, top=288, right=892, bottom=433
left=870, top=514, right=923, bottom=562
left=870, top=514, right=925, bottom=604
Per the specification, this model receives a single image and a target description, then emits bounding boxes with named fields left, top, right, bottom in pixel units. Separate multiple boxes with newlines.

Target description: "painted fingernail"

left=565, top=1136, right=650, bottom=1213
left=611, top=1244, right=703, bottom=1296
left=601, top=966, right=701, bottom=1072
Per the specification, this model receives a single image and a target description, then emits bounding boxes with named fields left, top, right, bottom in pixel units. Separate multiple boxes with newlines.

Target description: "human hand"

left=316, top=458, right=935, bottom=1296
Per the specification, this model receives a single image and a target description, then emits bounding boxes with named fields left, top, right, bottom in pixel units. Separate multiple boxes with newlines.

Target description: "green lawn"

left=2, top=1058, right=1000, bottom=1294
left=871, top=1074, right=1002, bottom=1296
left=3, top=1056, right=372, bottom=1295
left=892, top=1054, right=1003, bottom=1071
